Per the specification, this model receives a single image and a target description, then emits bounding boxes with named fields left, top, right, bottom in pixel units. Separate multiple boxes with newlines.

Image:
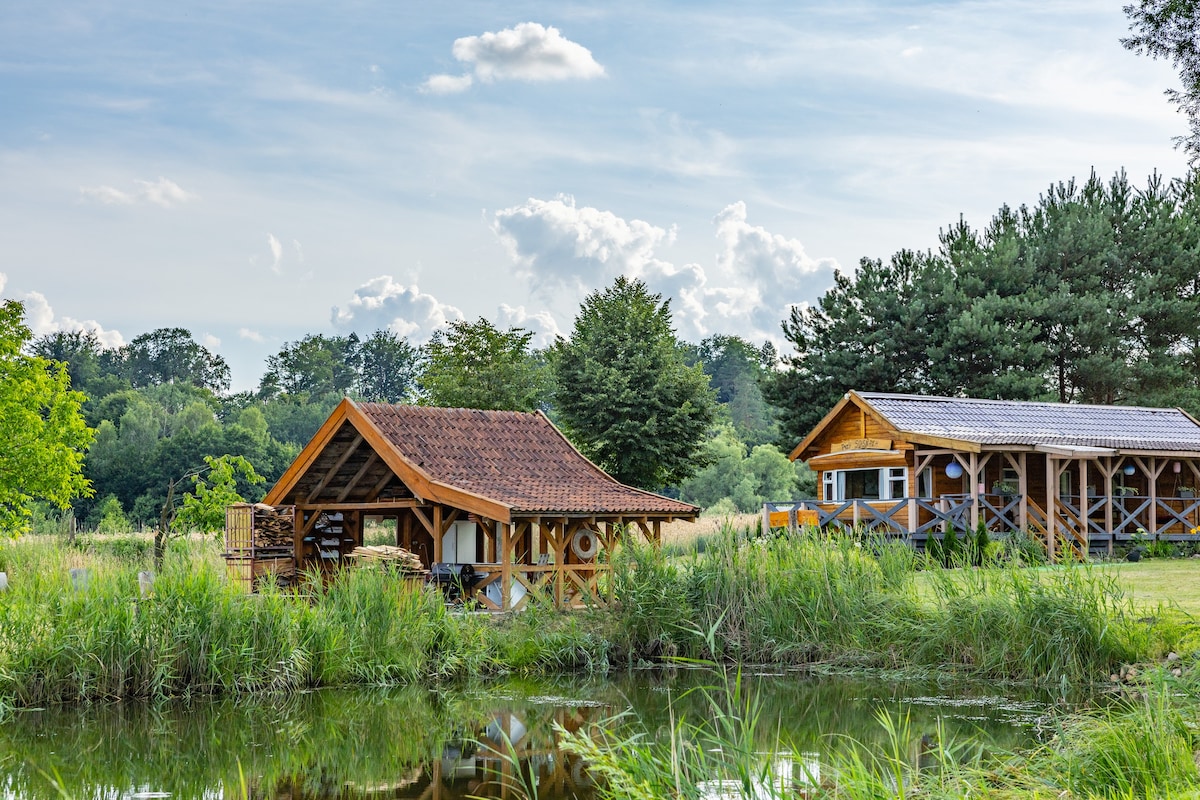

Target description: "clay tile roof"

left=858, top=392, right=1200, bottom=452
left=356, top=403, right=698, bottom=516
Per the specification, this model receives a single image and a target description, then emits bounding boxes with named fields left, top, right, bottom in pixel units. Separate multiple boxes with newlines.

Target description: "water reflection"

left=0, top=671, right=1049, bottom=800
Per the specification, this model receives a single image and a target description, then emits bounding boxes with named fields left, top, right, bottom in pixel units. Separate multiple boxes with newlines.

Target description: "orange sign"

left=768, top=509, right=820, bottom=528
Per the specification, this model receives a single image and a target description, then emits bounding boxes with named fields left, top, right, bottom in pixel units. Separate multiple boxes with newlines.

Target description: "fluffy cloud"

left=19, top=290, right=125, bottom=348
left=238, top=328, right=265, bottom=343
left=496, top=303, right=562, bottom=347
left=201, top=333, right=221, bottom=351
left=331, top=276, right=463, bottom=343
left=79, top=177, right=195, bottom=208
left=423, top=22, right=604, bottom=94
left=492, top=195, right=673, bottom=294
left=492, top=198, right=839, bottom=343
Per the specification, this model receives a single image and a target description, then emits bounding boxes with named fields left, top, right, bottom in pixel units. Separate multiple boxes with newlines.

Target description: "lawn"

left=1097, top=558, right=1200, bottom=619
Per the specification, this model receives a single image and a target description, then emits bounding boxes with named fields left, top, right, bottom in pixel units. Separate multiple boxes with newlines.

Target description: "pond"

left=0, top=670, right=1054, bottom=800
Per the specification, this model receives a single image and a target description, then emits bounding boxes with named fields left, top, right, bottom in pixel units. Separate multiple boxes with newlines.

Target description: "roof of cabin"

left=265, top=399, right=697, bottom=520
left=791, top=391, right=1200, bottom=460
left=857, top=393, right=1200, bottom=451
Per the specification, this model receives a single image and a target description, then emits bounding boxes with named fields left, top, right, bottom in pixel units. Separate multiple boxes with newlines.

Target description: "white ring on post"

left=571, top=529, right=600, bottom=560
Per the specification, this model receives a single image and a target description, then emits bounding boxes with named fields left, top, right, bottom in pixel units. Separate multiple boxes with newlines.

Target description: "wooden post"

left=1046, top=453, right=1056, bottom=563
left=907, top=497, right=917, bottom=536
left=762, top=503, right=771, bottom=535
left=500, top=522, right=512, bottom=612
left=1102, top=457, right=1114, bottom=556
left=1080, top=458, right=1089, bottom=549
left=1149, top=457, right=1159, bottom=538
left=1018, top=452, right=1029, bottom=532
left=433, top=505, right=443, bottom=563
left=969, top=452, right=980, bottom=531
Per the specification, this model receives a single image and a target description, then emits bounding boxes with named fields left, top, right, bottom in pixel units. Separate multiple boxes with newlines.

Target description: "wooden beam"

left=411, top=505, right=435, bottom=537
left=305, top=434, right=363, bottom=503
left=296, top=499, right=422, bottom=511
left=336, top=452, right=379, bottom=503
left=364, top=468, right=398, bottom=502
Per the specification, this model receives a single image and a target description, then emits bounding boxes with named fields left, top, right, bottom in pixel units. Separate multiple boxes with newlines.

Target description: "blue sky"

left=0, top=1, right=1188, bottom=390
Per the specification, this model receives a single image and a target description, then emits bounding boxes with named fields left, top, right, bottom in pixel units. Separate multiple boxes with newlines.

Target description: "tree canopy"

left=766, top=170, right=1200, bottom=448
left=420, top=318, right=548, bottom=411
left=1124, top=0, right=1200, bottom=163
left=0, top=300, right=94, bottom=534
left=551, top=277, right=718, bottom=489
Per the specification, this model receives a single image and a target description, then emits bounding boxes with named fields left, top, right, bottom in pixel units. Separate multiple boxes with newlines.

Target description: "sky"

left=0, top=1, right=1190, bottom=391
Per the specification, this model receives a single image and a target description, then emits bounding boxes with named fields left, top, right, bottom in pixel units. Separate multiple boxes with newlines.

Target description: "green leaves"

left=419, top=317, right=548, bottom=411
left=0, top=300, right=95, bottom=535
left=173, top=455, right=265, bottom=534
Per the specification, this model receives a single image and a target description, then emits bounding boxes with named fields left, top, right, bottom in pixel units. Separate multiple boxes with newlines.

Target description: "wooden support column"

left=500, top=522, right=512, bottom=612
left=1080, top=458, right=1089, bottom=544
left=1046, top=453, right=1057, bottom=563
left=969, top=452, right=980, bottom=531
left=432, top=505, right=443, bottom=563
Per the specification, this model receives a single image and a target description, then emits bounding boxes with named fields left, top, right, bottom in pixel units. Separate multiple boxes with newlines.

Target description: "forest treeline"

left=18, top=168, right=1200, bottom=531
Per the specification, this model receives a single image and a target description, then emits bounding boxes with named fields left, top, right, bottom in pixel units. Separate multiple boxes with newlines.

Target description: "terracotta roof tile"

left=356, top=403, right=697, bottom=516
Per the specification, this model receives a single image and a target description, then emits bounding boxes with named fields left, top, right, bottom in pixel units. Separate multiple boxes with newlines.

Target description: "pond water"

left=0, top=670, right=1054, bottom=800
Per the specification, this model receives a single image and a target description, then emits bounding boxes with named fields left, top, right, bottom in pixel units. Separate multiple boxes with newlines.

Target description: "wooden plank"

left=305, top=434, right=363, bottom=503
left=336, top=451, right=379, bottom=503
left=364, top=468, right=398, bottom=502
left=296, top=499, right=422, bottom=511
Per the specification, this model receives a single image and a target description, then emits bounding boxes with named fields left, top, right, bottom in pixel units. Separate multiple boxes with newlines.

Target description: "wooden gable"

left=790, top=392, right=904, bottom=464
left=263, top=398, right=513, bottom=521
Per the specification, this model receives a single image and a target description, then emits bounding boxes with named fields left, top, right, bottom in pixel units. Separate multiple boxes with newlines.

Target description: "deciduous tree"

left=420, top=318, right=548, bottom=411
left=0, top=300, right=94, bottom=534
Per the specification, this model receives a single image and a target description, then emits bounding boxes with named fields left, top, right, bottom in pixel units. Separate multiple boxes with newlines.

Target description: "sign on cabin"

left=832, top=438, right=892, bottom=452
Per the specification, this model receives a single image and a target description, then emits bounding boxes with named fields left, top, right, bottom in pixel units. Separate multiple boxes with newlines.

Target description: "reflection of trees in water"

left=0, top=672, right=1045, bottom=800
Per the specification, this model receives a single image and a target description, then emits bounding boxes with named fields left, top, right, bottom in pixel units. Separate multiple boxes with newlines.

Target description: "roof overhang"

left=1034, top=443, right=1119, bottom=458
left=807, top=449, right=909, bottom=470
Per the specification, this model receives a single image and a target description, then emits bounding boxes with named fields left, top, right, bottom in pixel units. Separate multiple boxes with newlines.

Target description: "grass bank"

left=0, top=527, right=1189, bottom=708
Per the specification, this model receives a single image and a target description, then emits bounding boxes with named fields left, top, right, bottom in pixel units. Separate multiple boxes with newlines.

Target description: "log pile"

left=348, top=545, right=424, bottom=573
left=252, top=503, right=294, bottom=548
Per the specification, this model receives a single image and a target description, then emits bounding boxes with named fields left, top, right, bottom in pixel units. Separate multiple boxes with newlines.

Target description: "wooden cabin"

left=786, top=391, right=1200, bottom=559
left=261, top=398, right=697, bottom=610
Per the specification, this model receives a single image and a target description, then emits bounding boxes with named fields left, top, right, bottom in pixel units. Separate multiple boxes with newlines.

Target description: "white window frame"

left=821, top=467, right=909, bottom=502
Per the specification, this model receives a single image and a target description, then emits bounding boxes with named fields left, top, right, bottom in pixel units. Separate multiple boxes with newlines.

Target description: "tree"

left=420, top=318, right=548, bottom=411
left=0, top=300, right=95, bottom=534
left=173, top=455, right=264, bottom=534
left=1123, top=0, right=1200, bottom=163
left=550, top=277, right=718, bottom=489
left=690, top=334, right=779, bottom=447
left=260, top=333, right=361, bottom=399
left=357, top=329, right=421, bottom=403
left=118, top=328, right=231, bottom=392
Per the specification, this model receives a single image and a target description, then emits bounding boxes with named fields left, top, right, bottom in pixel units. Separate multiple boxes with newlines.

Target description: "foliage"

left=357, top=329, right=421, bottom=403
left=551, top=277, right=718, bottom=489
left=92, top=495, right=130, bottom=534
left=420, top=317, right=548, bottom=411
left=687, top=334, right=780, bottom=446
left=0, top=300, right=95, bottom=535
left=678, top=425, right=813, bottom=512
left=119, top=328, right=231, bottom=393
left=1124, top=0, right=1200, bottom=164
left=173, top=455, right=265, bottom=534
left=765, top=170, right=1200, bottom=446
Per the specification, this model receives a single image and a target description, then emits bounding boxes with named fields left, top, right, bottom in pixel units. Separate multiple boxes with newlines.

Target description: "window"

left=1059, top=470, right=1073, bottom=499
left=822, top=467, right=908, bottom=502
left=917, top=467, right=933, bottom=499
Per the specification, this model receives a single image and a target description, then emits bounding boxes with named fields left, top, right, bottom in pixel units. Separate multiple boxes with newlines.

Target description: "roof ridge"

left=859, top=392, right=1182, bottom=414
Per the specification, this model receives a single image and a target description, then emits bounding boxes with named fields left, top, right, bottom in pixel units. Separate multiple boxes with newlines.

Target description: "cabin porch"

left=775, top=449, right=1200, bottom=559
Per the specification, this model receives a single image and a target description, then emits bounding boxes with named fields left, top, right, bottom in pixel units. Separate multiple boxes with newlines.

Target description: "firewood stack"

left=251, top=503, right=294, bottom=548
left=347, top=545, right=425, bottom=573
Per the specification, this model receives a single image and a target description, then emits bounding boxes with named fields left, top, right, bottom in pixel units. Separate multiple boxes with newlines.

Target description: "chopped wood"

left=347, top=545, right=424, bottom=572
left=250, top=504, right=295, bottom=548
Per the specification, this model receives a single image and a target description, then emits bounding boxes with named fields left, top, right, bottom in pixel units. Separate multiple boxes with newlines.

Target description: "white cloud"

left=19, top=290, right=125, bottom=348
left=292, top=239, right=304, bottom=263
left=496, top=303, right=562, bottom=347
left=901, top=46, right=923, bottom=58
left=492, top=195, right=673, bottom=294
left=424, top=22, right=604, bottom=93
left=267, top=233, right=283, bottom=274
left=331, top=276, right=463, bottom=343
left=0, top=272, right=7, bottom=297
left=79, top=176, right=195, bottom=208
left=201, top=333, right=221, bottom=351
left=421, top=73, right=474, bottom=95
left=239, top=328, right=265, bottom=343
left=491, top=197, right=839, bottom=344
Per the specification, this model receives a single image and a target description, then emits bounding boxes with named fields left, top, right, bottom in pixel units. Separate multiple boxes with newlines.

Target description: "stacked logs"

left=348, top=545, right=424, bottom=573
left=251, top=503, right=293, bottom=548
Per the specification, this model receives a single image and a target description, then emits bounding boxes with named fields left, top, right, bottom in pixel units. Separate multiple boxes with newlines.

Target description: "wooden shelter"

left=784, top=391, right=1200, bottom=559
left=262, top=399, right=697, bottom=610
